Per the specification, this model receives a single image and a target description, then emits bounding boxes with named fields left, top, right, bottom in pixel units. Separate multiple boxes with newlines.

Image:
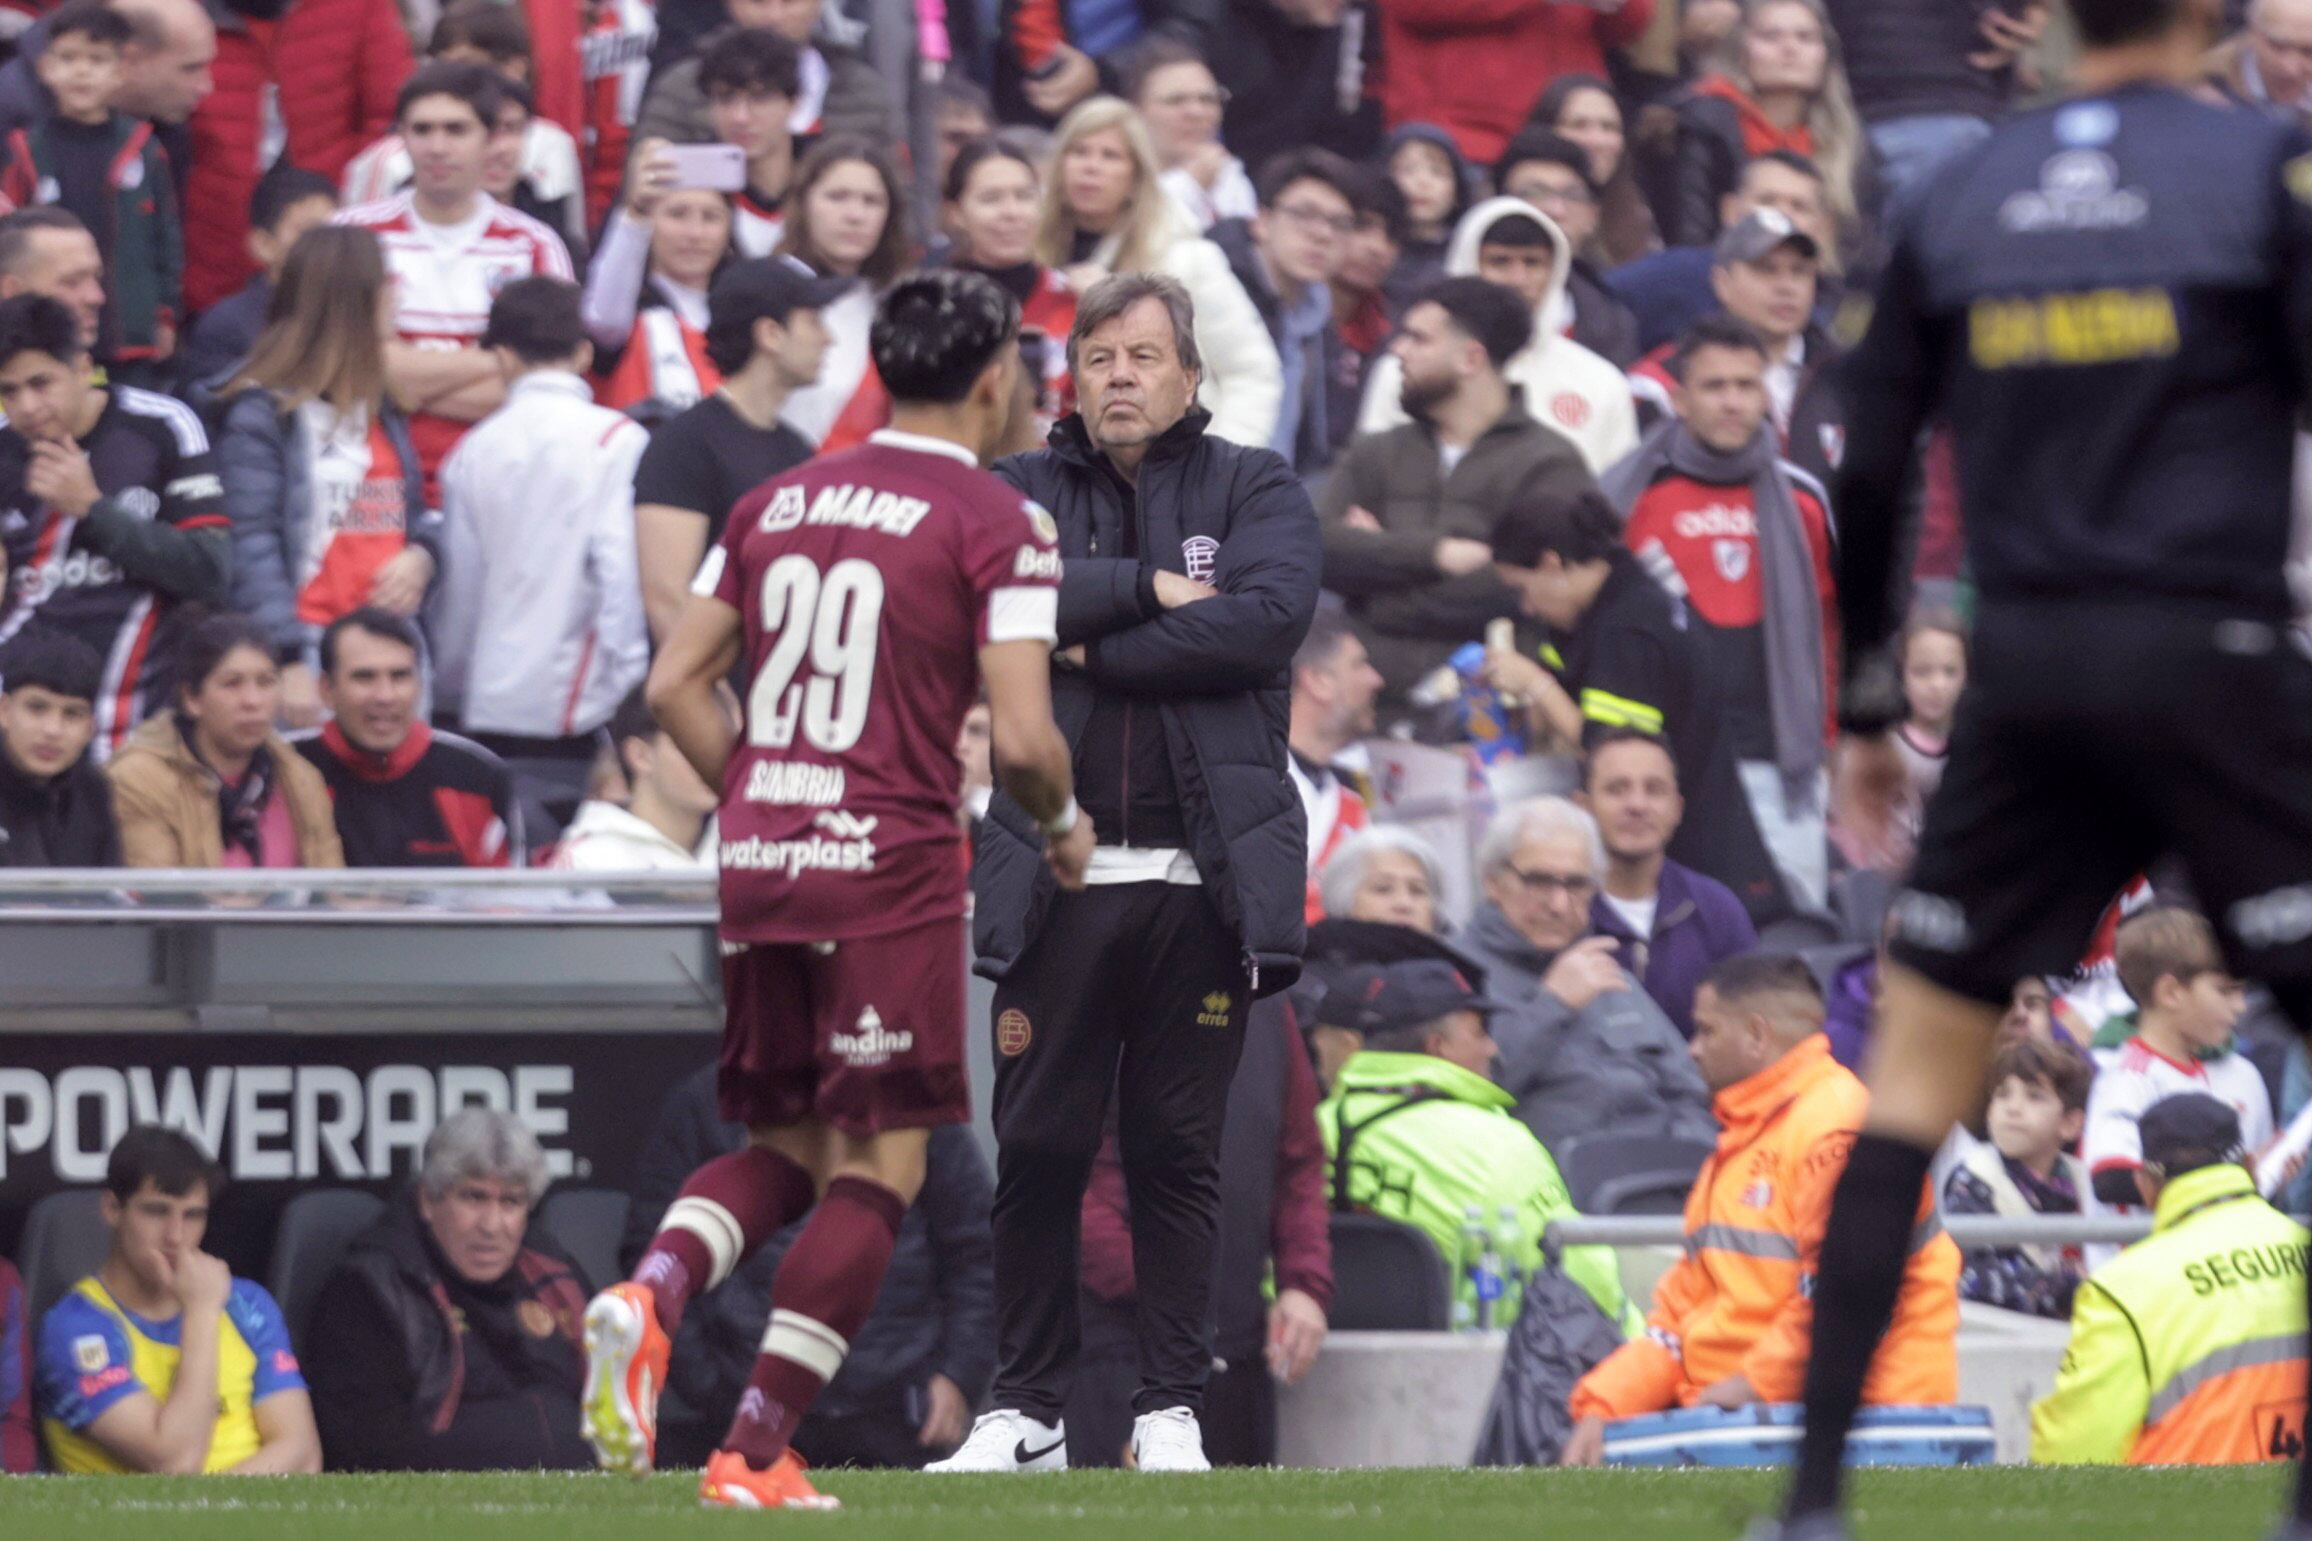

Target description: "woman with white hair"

left=1456, top=796, right=1716, bottom=1152
left=304, top=1109, right=595, bottom=1471
left=1033, top=96, right=1281, bottom=449
left=1317, top=826, right=1447, bottom=935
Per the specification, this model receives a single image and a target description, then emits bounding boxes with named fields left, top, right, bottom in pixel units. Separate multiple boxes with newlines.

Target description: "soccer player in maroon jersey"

left=578, top=269, right=1095, bottom=1511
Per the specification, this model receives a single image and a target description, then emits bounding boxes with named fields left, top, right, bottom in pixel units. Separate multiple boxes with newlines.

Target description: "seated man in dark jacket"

left=1581, top=728, right=1758, bottom=1038
left=0, top=626, right=119, bottom=866
left=306, top=1109, right=593, bottom=1471
left=1457, top=794, right=1717, bottom=1151
left=619, top=1064, right=997, bottom=1469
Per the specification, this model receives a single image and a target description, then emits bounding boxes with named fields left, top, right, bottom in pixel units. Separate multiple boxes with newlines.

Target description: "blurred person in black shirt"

left=629, top=256, right=840, bottom=645
left=1771, top=0, right=2312, bottom=1529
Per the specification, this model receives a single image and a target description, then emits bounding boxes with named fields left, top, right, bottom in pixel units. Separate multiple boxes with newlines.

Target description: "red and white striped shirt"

left=336, top=191, right=575, bottom=493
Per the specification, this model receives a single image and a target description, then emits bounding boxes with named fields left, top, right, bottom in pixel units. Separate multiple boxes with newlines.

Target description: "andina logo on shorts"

left=830, top=1005, right=913, bottom=1068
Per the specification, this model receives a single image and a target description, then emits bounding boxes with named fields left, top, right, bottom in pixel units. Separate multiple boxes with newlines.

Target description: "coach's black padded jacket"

left=976, top=408, right=1323, bottom=999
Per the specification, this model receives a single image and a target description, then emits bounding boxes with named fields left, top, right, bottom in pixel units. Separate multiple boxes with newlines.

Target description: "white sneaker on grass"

left=1130, top=1407, right=1210, bottom=1472
left=923, top=1409, right=1068, bottom=1473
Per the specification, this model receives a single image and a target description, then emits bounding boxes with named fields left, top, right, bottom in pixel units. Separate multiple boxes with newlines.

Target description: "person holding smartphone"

left=584, top=136, right=741, bottom=416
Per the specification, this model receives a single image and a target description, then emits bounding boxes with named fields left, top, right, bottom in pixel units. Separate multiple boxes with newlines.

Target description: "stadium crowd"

left=0, top=0, right=2310, bottom=1479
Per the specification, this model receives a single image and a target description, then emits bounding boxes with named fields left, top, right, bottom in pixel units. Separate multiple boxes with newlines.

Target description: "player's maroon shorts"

left=716, top=915, right=970, bottom=1137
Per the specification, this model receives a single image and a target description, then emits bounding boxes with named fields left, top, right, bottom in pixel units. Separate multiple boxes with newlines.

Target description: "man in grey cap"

left=2030, top=1092, right=2312, bottom=1465
left=1626, top=207, right=1846, bottom=495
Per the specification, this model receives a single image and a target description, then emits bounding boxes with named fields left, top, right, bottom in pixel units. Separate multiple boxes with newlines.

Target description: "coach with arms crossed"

left=933, top=272, right=1322, bottom=1475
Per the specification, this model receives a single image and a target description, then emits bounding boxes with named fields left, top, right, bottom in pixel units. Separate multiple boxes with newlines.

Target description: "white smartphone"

left=666, top=143, right=747, bottom=194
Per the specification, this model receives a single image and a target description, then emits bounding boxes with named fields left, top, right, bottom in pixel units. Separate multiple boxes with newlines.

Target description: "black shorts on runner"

left=1887, top=597, right=2312, bottom=1007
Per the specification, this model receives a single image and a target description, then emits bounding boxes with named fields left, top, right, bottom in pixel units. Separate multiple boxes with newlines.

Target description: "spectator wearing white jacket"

left=551, top=688, right=716, bottom=872
left=432, top=278, right=649, bottom=846
left=1034, top=95, right=1282, bottom=450
left=1359, top=197, right=1638, bottom=475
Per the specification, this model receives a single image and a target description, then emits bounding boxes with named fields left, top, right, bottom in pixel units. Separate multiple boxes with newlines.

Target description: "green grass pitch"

left=0, top=1466, right=2289, bottom=1540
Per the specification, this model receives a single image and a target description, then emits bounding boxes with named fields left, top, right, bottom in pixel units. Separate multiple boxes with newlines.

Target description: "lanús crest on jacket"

left=1182, top=535, right=1218, bottom=584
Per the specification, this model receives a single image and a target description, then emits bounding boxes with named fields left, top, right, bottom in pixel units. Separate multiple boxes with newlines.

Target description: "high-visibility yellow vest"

left=2032, top=1164, right=2309, bottom=1465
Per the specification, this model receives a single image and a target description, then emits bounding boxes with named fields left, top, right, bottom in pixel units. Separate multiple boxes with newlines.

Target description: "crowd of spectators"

left=0, top=0, right=2304, bottom=1480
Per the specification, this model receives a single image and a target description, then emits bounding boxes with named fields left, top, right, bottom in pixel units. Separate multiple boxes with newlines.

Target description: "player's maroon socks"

left=1784, top=1132, right=1933, bottom=1521
left=723, top=1174, right=908, bottom=1470
left=632, top=1145, right=817, bottom=1333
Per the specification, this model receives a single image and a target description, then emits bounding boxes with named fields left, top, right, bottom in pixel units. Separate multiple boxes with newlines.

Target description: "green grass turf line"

left=0, top=1466, right=2287, bottom=1540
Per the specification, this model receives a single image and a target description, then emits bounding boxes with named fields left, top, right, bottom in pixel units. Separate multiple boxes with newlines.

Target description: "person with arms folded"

left=580, top=270, right=1089, bottom=1510
left=35, top=1127, right=320, bottom=1474
left=337, top=62, right=574, bottom=507
left=932, top=270, right=1319, bottom=1476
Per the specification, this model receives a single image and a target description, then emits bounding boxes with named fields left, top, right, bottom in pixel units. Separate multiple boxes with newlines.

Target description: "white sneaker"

left=1130, top=1408, right=1210, bottom=1472
left=923, top=1409, right=1068, bottom=1473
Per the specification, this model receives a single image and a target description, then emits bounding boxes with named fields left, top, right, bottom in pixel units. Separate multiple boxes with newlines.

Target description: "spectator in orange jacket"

left=1560, top=952, right=1959, bottom=1464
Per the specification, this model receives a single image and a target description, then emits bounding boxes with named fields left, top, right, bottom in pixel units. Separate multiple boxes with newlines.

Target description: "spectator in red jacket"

left=274, top=0, right=411, bottom=183
left=1065, top=998, right=1333, bottom=1467
left=1375, top=0, right=1655, bottom=165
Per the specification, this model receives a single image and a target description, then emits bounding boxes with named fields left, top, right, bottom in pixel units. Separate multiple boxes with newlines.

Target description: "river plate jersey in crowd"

left=1835, top=85, right=2312, bottom=657
left=0, top=386, right=225, bottom=749
left=697, top=427, right=1060, bottom=943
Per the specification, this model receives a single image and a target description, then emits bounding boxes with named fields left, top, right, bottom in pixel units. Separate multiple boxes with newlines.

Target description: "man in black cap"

left=2030, top=1093, right=2311, bottom=1466
left=1315, top=957, right=1639, bottom=1335
left=631, top=257, right=848, bottom=644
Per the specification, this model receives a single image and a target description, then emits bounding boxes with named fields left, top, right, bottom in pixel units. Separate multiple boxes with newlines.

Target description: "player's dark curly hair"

left=870, top=271, right=1019, bottom=406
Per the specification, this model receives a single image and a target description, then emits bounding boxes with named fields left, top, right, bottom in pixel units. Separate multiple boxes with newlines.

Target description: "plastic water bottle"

left=1495, top=1204, right=1526, bottom=1321
left=1454, top=1206, right=1487, bottom=1332
left=1469, top=1205, right=1505, bottom=1331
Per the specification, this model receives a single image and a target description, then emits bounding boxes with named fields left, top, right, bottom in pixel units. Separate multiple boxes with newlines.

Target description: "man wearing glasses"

left=1481, top=486, right=1794, bottom=928
left=1210, top=149, right=1364, bottom=477
left=1459, top=794, right=1714, bottom=1152
left=2211, top=0, right=2312, bottom=119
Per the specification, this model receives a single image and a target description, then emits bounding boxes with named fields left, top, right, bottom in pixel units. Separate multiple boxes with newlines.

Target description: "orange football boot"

left=700, top=1448, right=841, bottom=1510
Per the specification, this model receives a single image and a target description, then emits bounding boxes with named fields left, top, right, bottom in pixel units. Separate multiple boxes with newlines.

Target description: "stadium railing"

left=1546, top=1215, right=2161, bottom=1249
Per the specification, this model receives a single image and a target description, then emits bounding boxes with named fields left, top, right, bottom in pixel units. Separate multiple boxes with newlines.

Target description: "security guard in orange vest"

left=2033, top=1093, right=2310, bottom=1465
